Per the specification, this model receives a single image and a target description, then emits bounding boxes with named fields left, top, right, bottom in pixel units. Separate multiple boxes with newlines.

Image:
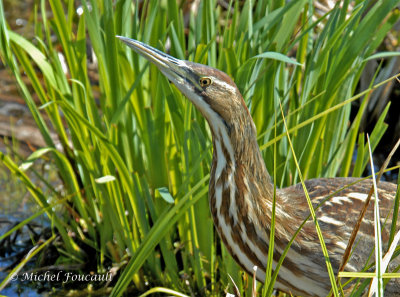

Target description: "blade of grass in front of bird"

left=366, top=135, right=383, bottom=297
left=337, top=139, right=400, bottom=292
left=374, top=229, right=400, bottom=295
left=222, top=243, right=243, bottom=294
left=278, top=100, right=340, bottom=296
left=343, top=137, right=400, bottom=294
left=384, top=227, right=400, bottom=289
left=264, top=113, right=368, bottom=297
left=389, top=170, right=400, bottom=246
left=339, top=272, right=400, bottom=279
left=262, top=101, right=278, bottom=296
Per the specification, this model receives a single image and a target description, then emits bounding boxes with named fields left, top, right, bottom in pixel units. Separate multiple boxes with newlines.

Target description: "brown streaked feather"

left=281, top=178, right=399, bottom=295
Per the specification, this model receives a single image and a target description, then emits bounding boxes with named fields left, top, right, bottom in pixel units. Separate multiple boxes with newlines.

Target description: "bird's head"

left=117, top=36, right=253, bottom=137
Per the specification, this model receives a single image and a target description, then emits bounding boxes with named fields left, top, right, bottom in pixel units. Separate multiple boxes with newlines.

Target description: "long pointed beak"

left=116, top=36, right=201, bottom=91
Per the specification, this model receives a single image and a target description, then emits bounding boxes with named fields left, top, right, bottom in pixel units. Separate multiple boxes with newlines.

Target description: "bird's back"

left=281, top=177, right=399, bottom=296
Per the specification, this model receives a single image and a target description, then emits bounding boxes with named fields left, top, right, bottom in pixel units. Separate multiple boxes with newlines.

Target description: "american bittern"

left=117, top=36, right=400, bottom=296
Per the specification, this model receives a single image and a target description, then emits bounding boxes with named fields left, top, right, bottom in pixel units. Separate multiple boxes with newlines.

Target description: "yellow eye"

left=199, top=77, right=212, bottom=87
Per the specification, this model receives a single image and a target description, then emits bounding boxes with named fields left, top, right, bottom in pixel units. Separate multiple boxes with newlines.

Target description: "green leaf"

left=253, top=51, right=303, bottom=66
left=8, top=31, right=59, bottom=91
left=364, top=51, right=400, bottom=61
left=19, top=147, right=53, bottom=171
left=156, top=187, right=175, bottom=204
left=95, top=175, right=116, bottom=184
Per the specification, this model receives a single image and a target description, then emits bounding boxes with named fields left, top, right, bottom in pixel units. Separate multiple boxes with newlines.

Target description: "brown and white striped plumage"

left=118, top=37, right=400, bottom=296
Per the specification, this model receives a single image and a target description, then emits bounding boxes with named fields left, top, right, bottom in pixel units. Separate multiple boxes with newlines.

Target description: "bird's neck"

left=206, top=106, right=305, bottom=280
left=208, top=112, right=277, bottom=232
left=207, top=113, right=289, bottom=278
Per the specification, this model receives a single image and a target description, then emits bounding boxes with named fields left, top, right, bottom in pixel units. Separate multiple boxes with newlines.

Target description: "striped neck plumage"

left=208, top=105, right=275, bottom=215
left=206, top=95, right=283, bottom=281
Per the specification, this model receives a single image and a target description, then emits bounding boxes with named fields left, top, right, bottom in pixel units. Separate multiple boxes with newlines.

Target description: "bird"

left=117, top=36, right=400, bottom=297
